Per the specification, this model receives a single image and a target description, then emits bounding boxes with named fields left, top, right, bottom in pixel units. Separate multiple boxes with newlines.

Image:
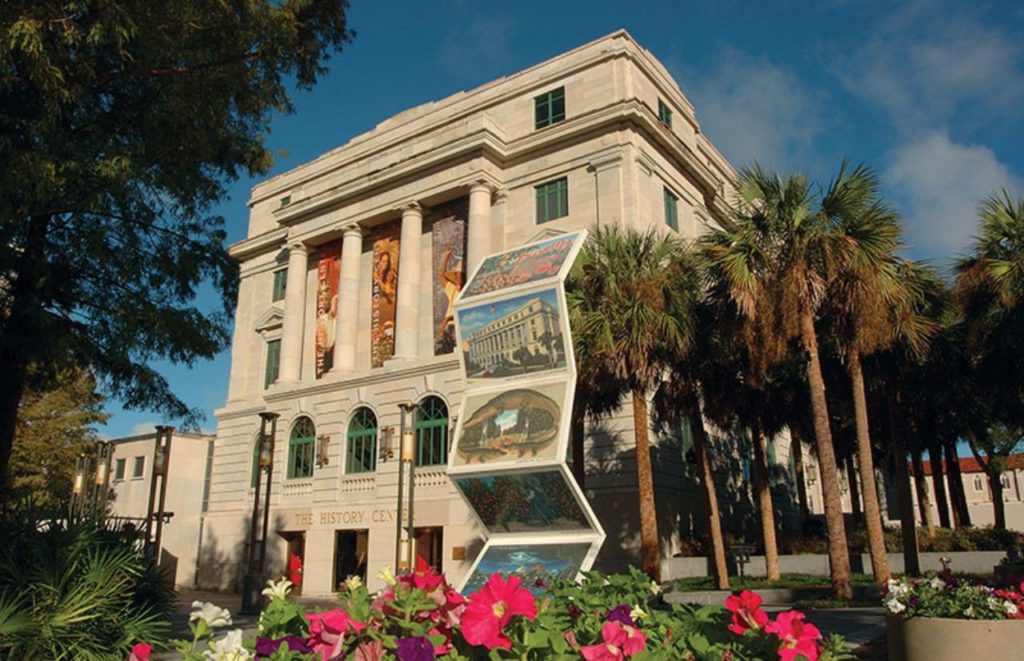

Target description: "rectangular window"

left=536, top=177, right=569, bottom=224
left=658, top=99, right=673, bottom=128
left=416, top=424, right=449, bottom=467
left=534, top=86, right=566, bottom=129
left=114, top=458, right=126, bottom=481
left=347, top=434, right=377, bottom=474
left=132, top=456, right=145, bottom=478
left=288, top=438, right=315, bottom=479
left=664, top=188, right=679, bottom=231
left=264, top=339, right=281, bottom=388
left=271, top=269, right=287, bottom=302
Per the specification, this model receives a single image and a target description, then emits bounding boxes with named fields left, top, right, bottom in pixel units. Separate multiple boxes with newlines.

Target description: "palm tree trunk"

left=944, top=439, right=971, bottom=527
left=800, top=308, right=853, bottom=600
left=683, top=391, right=729, bottom=590
left=888, top=395, right=921, bottom=576
left=570, top=401, right=586, bottom=489
left=928, top=441, right=951, bottom=528
left=631, top=389, right=661, bottom=582
left=790, top=425, right=811, bottom=522
left=750, top=419, right=780, bottom=581
left=911, top=449, right=936, bottom=538
left=847, top=351, right=890, bottom=583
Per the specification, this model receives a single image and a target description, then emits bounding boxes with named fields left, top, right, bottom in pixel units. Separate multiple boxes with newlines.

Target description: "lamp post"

left=71, top=452, right=90, bottom=518
left=241, top=411, right=278, bottom=614
left=93, top=440, right=114, bottom=518
left=395, top=401, right=419, bottom=571
left=144, top=426, right=173, bottom=564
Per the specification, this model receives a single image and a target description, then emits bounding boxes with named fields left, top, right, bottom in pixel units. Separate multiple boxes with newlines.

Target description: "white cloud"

left=130, top=421, right=161, bottom=436
left=885, top=132, right=1021, bottom=260
left=681, top=49, right=823, bottom=173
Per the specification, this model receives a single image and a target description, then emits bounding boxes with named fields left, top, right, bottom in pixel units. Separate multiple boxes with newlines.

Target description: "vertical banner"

left=431, top=198, right=468, bottom=356
left=371, top=222, right=400, bottom=368
left=315, top=240, right=341, bottom=378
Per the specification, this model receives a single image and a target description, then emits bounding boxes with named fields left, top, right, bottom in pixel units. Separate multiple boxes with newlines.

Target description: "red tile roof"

left=912, top=454, right=1024, bottom=475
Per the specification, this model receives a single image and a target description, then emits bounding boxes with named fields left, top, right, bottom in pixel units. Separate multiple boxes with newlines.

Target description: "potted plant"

left=883, top=571, right=1024, bottom=661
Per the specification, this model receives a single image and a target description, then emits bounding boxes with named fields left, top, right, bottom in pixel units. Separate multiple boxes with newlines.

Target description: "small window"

left=973, top=475, right=984, bottom=492
left=536, top=177, right=569, bottom=224
left=264, top=339, right=281, bottom=389
left=271, top=269, right=287, bottom=302
left=658, top=99, right=673, bottom=128
left=279, top=195, right=292, bottom=208
left=535, top=86, right=566, bottom=129
left=664, top=188, right=679, bottom=231
left=288, top=417, right=316, bottom=479
left=346, top=408, right=378, bottom=474
left=1001, top=475, right=1011, bottom=489
left=415, top=396, right=449, bottom=467
left=114, top=458, right=126, bottom=481
left=132, top=456, right=145, bottom=478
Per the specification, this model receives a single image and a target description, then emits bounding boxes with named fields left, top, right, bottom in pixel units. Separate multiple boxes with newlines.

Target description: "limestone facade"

left=200, top=29, right=738, bottom=596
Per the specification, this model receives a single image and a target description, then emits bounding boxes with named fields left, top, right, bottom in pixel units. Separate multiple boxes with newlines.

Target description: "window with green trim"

left=536, top=177, right=569, bottom=224
left=663, top=188, right=679, bottom=232
left=288, top=417, right=315, bottom=479
left=264, top=340, right=281, bottom=388
left=271, top=269, right=287, bottom=302
left=414, top=396, right=449, bottom=467
left=114, top=458, right=126, bottom=481
left=534, top=86, right=565, bottom=129
left=658, top=99, right=673, bottom=128
left=346, top=408, right=378, bottom=474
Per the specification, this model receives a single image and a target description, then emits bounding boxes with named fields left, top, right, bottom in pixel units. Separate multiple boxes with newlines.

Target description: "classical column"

left=466, top=182, right=494, bottom=274
left=333, top=223, right=362, bottom=371
left=279, top=242, right=309, bottom=382
left=392, top=203, right=422, bottom=361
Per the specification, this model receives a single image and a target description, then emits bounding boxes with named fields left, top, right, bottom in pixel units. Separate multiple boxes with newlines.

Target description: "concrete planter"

left=886, top=613, right=1024, bottom=661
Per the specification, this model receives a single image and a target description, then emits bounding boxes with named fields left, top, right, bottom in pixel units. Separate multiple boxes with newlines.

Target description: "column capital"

left=399, top=201, right=422, bottom=215
left=286, top=241, right=310, bottom=255
left=342, top=223, right=363, bottom=239
left=492, top=188, right=509, bottom=204
left=468, top=180, right=495, bottom=195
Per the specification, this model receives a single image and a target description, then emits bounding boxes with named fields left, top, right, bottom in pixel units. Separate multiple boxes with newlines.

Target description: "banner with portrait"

left=431, top=198, right=468, bottom=356
left=315, top=240, right=342, bottom=378
left=371, top=223, right=400, bottom=368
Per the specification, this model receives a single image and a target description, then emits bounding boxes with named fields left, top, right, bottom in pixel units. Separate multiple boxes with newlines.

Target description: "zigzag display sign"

left=448, top=230, right=605, bottom=593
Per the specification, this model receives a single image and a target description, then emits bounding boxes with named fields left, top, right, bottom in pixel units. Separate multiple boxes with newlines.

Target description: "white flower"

left=377, top=565, right=396, bottom=587
left=649, top=580, right=662, bottom=595
left=261, top=577, right=293, bottom=601
left=929, top=577, right=946, bottom=590
left=965, top=606, right=976, bottom=618
left=630, top=605, right=647, bottom=621
left=884, top=597, right=906, bottom=614
left=1007, top=602, right=1019, bottom=616
left=203, top=629, right=251, bottom=661
left=344, top=575, right=363, bottom=592
left=190, top=601, right=233, bottom=628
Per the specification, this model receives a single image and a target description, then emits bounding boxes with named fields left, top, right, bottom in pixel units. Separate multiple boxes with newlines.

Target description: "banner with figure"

left=371, top=223, right=400, bottom=368
left=431, top=198, right=468, bottom=355
left=315, top=240, right=341, bottom=378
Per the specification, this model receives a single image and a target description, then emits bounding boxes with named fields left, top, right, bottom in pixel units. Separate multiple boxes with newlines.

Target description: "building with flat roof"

left=199, top=30, right=739, bottom=596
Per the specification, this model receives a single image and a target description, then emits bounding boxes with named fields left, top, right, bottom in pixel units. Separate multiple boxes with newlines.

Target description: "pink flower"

left=306, top=609, right=366, bottom=660
left=725, top=590, right=770, bottom=634
left=581, top=642, right=624, bottom=660
left=461, top=573, right=537, bottom=650
left=581, top=621, right=647, bottom=659
left=765, top=611, right=822, bottom=661
left=128, top=643, right=151, bottom=661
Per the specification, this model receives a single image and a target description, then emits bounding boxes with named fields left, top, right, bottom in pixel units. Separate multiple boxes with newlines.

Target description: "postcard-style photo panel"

left=460, top=541, right=592, bottom=595
left=461, top=232, right=583, bottom=300
left=456, top=287, right=569, bottom=383
left=451, top=380, right=571, bottom=469
left=453, top=468, right=592, bottom=534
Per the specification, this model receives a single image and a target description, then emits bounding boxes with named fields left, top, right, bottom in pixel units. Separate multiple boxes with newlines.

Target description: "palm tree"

left=568, top=225, right=696, bottom=582
left=702, top=163, right=872, bottom=600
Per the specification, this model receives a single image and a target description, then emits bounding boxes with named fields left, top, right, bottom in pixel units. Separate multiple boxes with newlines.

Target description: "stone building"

left=199, top=30, right=738, bottom=596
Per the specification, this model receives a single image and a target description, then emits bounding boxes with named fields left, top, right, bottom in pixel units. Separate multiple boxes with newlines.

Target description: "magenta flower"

left=396, top=636, right=434, bottom=661
left=765, top=610, right=822, bottom=661
left=461, top=573, right=537, bottom=650
left=725, top=589, right=770, bottom=634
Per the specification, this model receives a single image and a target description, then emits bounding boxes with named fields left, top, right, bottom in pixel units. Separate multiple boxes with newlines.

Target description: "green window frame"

left=658, top=99, right=673, bottom=128
left=534, top=86, right=565, bottom=129
left=346, top=408, right=378, bottom=474
left=288, top=417, right=316, bottom=479
left=132, top=456, right=145, bottom=478
left=114, top=458, right=126, bottom=481
left=415, top=396, right=449, bottom=467
left=264, top=339, right=281, bottom=388
left=536, top=177, right=569, bottom=224
left=664, top=188, right=679, bottom=232
left=271, top=269, right=287, bottom=302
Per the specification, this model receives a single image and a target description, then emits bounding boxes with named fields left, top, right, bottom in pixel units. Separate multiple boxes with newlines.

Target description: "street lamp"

left=145, top=426, right=173, bottom=563
left=395, top=401, right=419, bottom=571
left=242, top=411, right=279, bottom=615
left=93, top=440, right=114, bottom=517
left=71, top=452, right=90, bottom=518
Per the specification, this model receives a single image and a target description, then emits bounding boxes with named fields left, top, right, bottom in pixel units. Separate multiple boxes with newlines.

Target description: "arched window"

left=415, top=396, right=449, bottom=467
left=346, top=408, right=378, bottom=474
left=288, top=417, right=316, bottom=479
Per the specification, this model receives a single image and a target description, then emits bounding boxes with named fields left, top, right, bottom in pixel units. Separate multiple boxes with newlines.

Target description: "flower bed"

left=140, top=561, right=849, bottom=660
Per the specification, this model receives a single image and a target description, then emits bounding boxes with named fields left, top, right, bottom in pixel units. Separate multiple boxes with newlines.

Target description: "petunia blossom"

left=306, top=609, right=366, bottom=660
left=725, top=589, right=769, bottom=634
left=461, top=573, right=537, bottom=650
left=255, top=635, right=311, bottom=658
left=765, top=610, right=822, bottom=661
left=581, top=621, right=647, bottom=660
left=128, top=642, right=152, bottom=661
left=190, top=601, right=233, bottom=629
left=395, top=636, right=435, bottom=661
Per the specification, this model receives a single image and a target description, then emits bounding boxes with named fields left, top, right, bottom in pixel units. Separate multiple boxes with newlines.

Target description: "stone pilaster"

left=466, top=182, right=494, bottom=274
left=333, top=223, right=363, bottom=371
left=279, top=242, right=309, bottom=382
left=392, top=203, right=422, bottom=360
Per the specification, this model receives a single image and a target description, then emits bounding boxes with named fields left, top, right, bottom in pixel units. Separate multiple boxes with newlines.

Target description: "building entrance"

left=414, top=526, right=443, bottom=572
left=333, top=529, right=369, bottom=591
left=282, top=532, right=305, bottom=595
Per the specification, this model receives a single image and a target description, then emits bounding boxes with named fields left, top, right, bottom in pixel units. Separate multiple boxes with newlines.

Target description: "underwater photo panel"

left=460, top=542, right=592, bottom=595
left=454, top=469, right=591, bottom=534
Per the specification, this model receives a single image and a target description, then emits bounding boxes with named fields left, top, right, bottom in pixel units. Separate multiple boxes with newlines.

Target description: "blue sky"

left=100, top=0, right=1024, bottom=438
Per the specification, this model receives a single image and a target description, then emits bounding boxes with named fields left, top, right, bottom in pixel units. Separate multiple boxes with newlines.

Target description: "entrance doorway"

left=414, top=526, right=443, bottom=572
left=281, top=532, right=305, bottom=595
left=333, top=530, right=369, bottom=591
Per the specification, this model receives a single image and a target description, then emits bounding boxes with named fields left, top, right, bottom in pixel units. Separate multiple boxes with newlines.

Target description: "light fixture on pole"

left=93, top=440, right=114, bottom=517
left=144, top=426, right=173, bottom=564
left=378, top=426, right=395, bottom=463
left=394, top=401, right=419, bottom=571
left=315, top=434, right=330, bottom=468
left=71, top=452, right=90, bottom=518
left=242, top=411, right=279, bottom=615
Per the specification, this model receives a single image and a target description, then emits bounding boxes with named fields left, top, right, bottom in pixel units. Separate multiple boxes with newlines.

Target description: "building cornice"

left=227, top=227, right=287, bottom=261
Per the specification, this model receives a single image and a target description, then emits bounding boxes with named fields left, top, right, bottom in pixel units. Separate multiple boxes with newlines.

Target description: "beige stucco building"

left=199, top=30, right=739, bottom=596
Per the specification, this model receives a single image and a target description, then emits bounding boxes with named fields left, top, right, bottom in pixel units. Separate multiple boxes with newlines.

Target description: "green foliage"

left=0, top=512, right=174, bottom=660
